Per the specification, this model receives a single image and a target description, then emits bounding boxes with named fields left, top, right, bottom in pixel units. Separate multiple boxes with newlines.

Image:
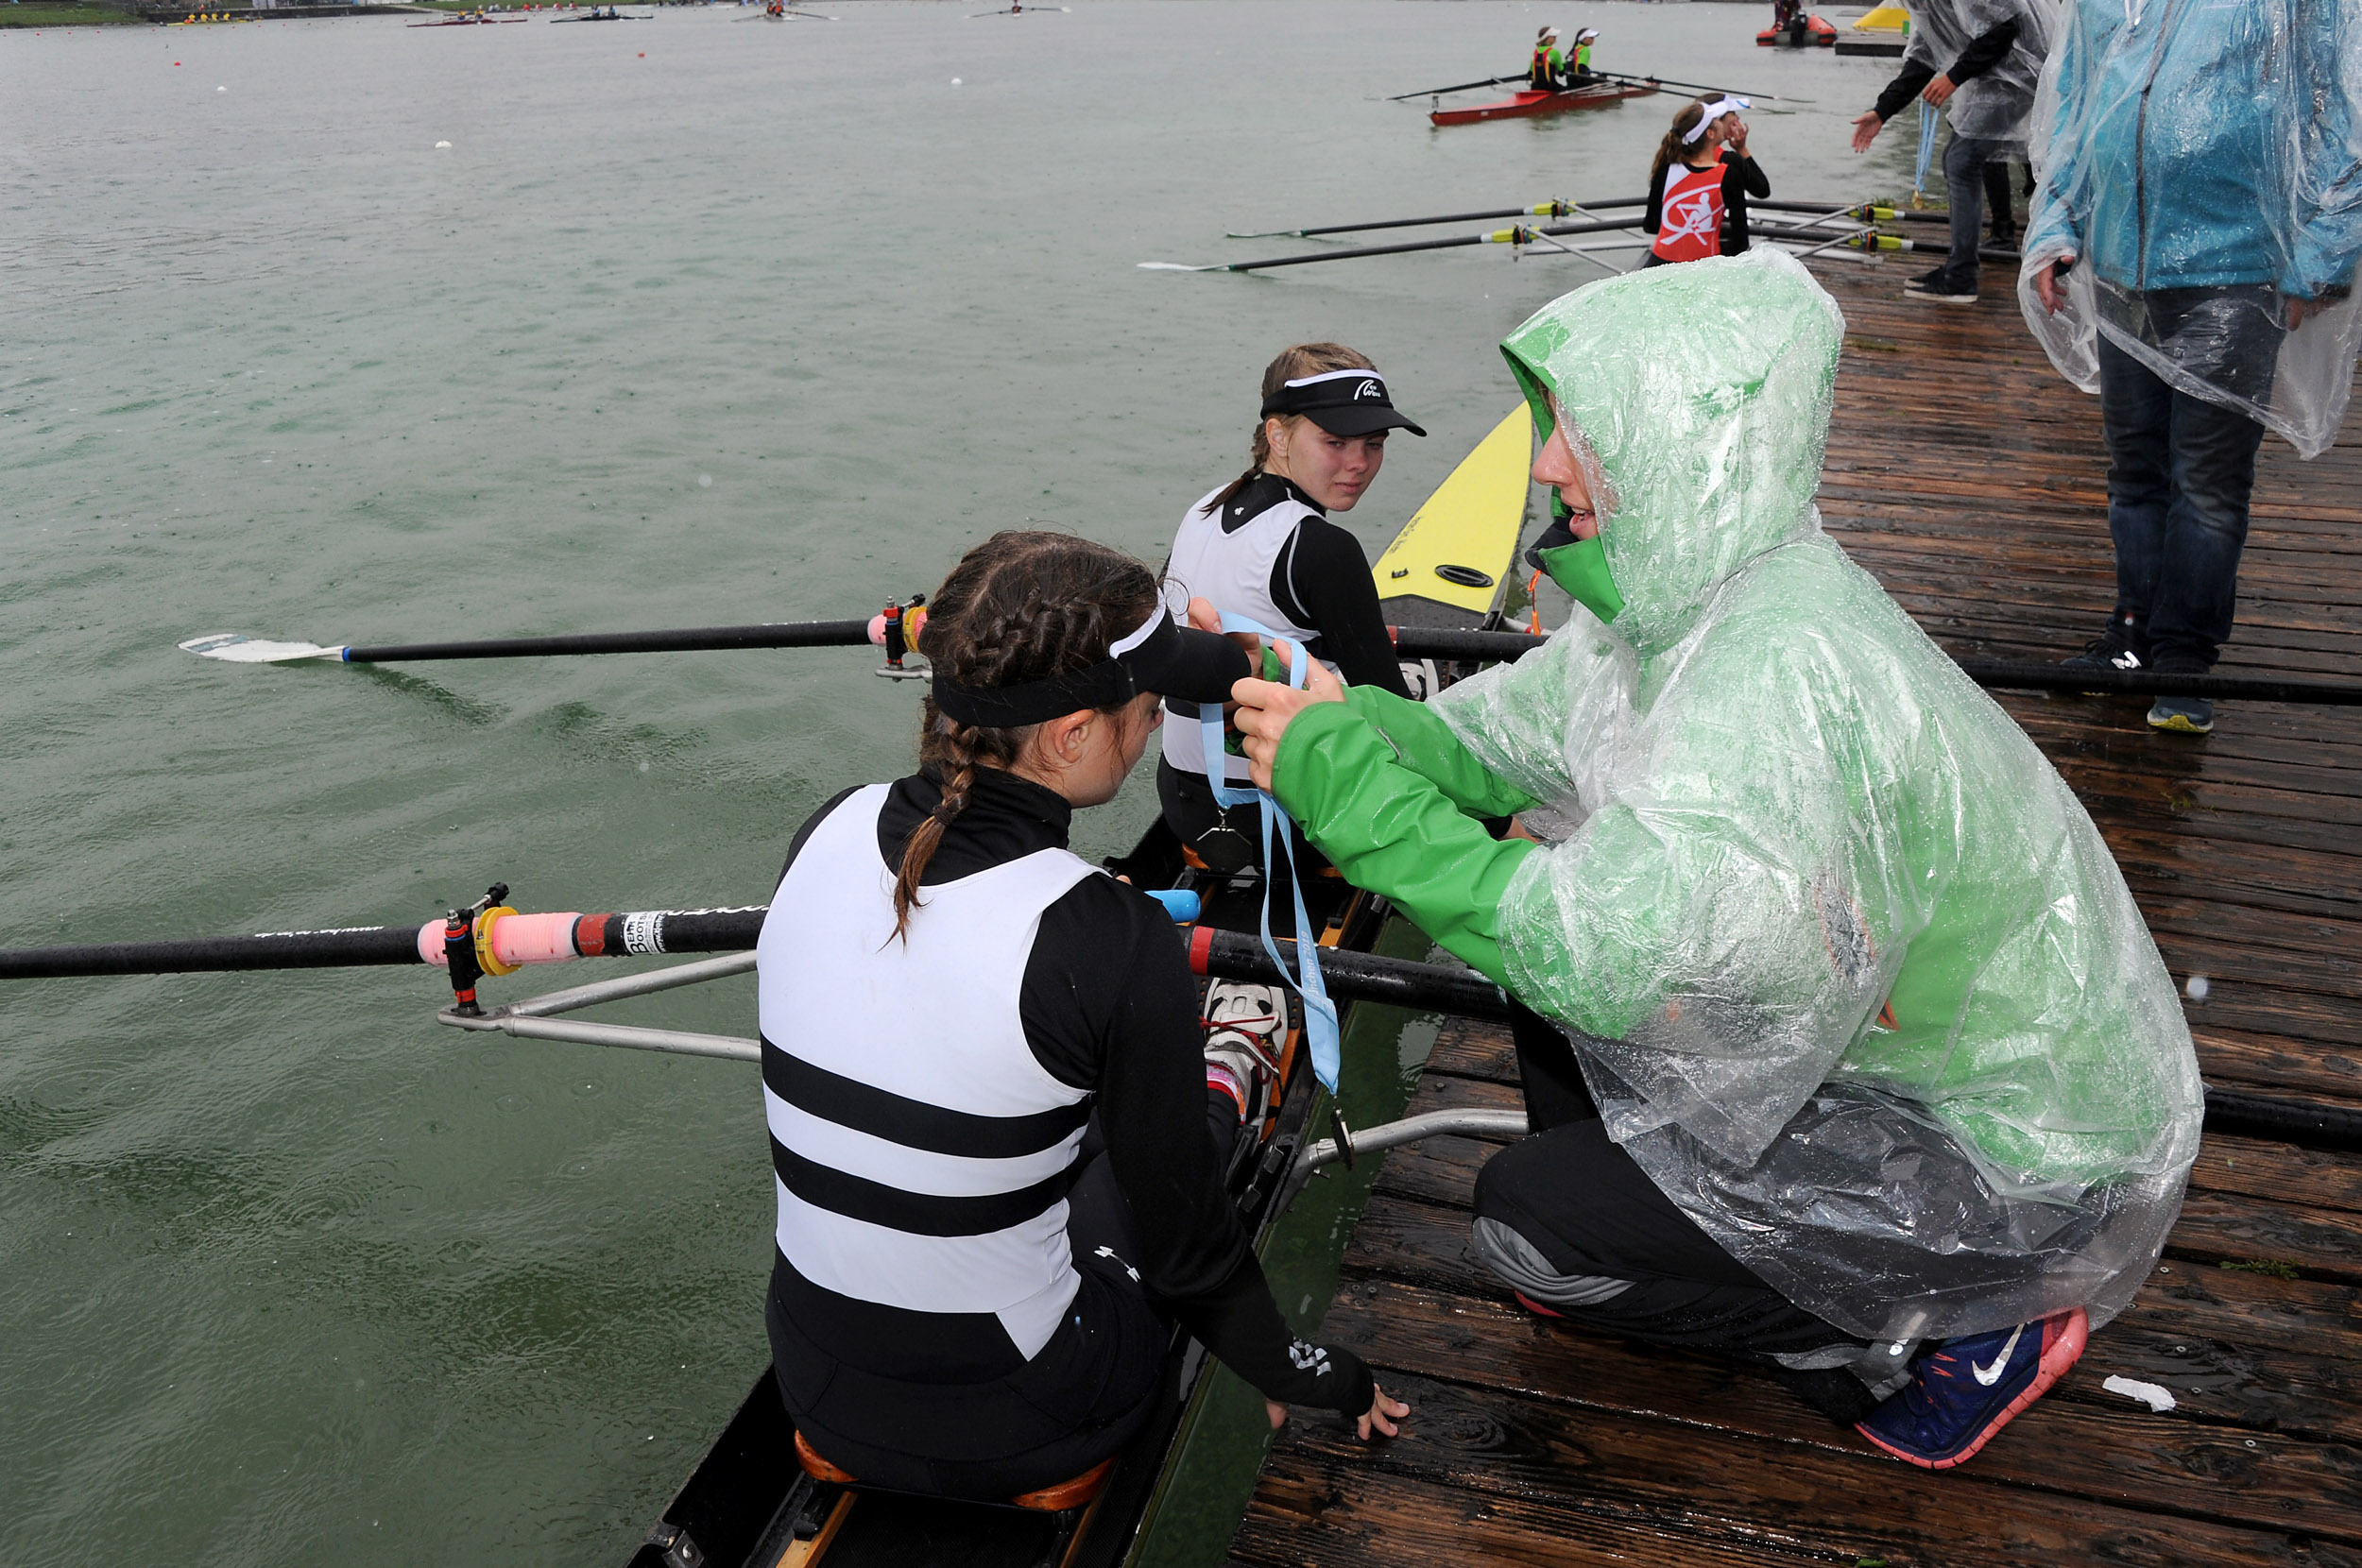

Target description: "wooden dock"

left=1229, top=262, right=2362, bottom=1568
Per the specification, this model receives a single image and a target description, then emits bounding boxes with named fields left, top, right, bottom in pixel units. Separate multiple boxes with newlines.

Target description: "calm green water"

left=0, top=7, right=1924, bottom=1562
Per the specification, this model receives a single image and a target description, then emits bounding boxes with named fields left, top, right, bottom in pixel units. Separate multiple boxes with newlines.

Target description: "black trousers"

left=769, top=1093, right=1240, bottom=1500
left=1475, top=1006, right=1890, bottom=1423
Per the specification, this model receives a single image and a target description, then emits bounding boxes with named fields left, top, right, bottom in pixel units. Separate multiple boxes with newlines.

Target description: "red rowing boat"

left=1429, top=80, right=1660, bottom=127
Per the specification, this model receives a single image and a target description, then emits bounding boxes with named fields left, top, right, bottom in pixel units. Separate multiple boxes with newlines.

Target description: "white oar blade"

left=1137, top=262, right=1221, bottom=272
left=179, top=632, right=345, bottom=664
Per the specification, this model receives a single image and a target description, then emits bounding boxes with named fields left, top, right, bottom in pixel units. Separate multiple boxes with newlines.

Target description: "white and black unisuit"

left=757, top=767, right=1372, bottom=1498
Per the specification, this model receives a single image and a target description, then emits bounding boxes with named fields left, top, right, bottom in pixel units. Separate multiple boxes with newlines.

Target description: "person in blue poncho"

left=2022, top=0, right=2362, bottom=733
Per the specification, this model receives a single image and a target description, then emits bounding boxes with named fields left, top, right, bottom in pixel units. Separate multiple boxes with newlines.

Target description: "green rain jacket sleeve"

left=1270, top=701, right=1535, bottom=989
left=1340, top=686, right=1541, bottom=820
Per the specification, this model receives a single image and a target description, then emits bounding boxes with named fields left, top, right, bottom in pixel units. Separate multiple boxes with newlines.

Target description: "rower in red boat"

left=1528, top=26, right=1567, bottom=91
left=1642, top=95, right=1771, bottom=267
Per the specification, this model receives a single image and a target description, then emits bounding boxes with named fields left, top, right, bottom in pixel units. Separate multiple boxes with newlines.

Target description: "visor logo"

left=1353, top=379, right=1383, bottom=401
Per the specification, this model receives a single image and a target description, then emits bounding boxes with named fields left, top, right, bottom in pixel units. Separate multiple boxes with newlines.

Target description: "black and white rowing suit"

left=1158, top=473, right=1412, bottom=867
left=758, top=766, right=1373, bottom=1500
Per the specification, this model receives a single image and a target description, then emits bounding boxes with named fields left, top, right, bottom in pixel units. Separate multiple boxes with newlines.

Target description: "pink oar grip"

left=415, top=912, right=584, bottom=967
left=488, top=912, right=581, bottom=966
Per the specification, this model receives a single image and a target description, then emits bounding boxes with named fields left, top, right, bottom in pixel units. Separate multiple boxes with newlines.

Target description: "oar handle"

left=1188, top=927, right=1513, bottom=1021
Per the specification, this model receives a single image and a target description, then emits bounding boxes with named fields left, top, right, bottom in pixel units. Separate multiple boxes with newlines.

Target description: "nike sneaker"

left=1856, top=1308, right=2088, bottom=1470
left=1203, top=980, right=1287, bottom=1129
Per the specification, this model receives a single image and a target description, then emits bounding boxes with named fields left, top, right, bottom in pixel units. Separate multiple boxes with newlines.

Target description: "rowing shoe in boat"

left=1429, top=79, right=1659, bottom=128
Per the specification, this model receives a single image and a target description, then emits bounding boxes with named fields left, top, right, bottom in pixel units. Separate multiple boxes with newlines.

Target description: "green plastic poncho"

left=1268, top=250, right=2201, bottom=1342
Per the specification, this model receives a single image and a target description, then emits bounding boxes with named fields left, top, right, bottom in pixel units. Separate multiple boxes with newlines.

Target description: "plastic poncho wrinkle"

left=1435, top=252, right=2201, bottom=1341
left=2019, top=0, right=2362, bottom=457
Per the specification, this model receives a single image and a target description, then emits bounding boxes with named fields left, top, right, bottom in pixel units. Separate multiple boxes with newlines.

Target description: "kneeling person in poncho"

left=1232, top=251, right=2202, bottom=1471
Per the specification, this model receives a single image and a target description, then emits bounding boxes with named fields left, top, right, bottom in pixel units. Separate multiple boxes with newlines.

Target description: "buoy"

left=436, top=140, right=453, bottom=149
left=950, top=77, right=961, bottom=85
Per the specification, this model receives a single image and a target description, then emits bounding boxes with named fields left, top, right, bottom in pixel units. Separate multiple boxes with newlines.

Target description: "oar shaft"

left=1225, top=217, right=1636, bottom=272
left=1388, top=625, right=2362, bottom=705
left=0, top=925, right=425, bottom=979
left=1288, top=196, right=1648, bottom=241
left=344, top=619, right=874, bottom=663
left=0, top=907, right=770, bottom=980
left=1385, top=73, right=1520, bottom=101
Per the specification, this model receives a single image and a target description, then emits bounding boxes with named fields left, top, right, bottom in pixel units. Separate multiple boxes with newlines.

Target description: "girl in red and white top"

left=1641, top=95, right=1771, bottom=267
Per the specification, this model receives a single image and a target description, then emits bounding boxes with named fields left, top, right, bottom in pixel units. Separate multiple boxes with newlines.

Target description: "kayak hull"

left=1429, top=81, right=1658, bottom=127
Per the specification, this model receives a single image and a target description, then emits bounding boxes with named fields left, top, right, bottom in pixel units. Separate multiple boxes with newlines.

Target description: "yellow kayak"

left=1372, top=406, right=1533, bottom=627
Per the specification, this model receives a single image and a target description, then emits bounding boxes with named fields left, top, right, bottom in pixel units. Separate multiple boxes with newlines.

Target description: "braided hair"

left=1208, top=342, right=1378, bottom=513
left=892, top=531, right=1162, bottom=940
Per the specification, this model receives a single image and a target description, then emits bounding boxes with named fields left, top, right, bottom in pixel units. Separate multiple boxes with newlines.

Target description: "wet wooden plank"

left=1312, top=1278, right=2362, bottom=1519
left=1235, top=1467, right=1851, bottom=1568
left=1250, top=1373, right=2360, bottom=1568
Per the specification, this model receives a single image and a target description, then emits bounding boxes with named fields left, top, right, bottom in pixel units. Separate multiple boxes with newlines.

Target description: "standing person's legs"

left=2097, top=335, right=2177, bottom=661
left=2137, top=289, right=2280, bottom=674
left=1981, top=156, right=2017, bottom=243
left=2142, top=391, right=2268, bottom=673
left=1939, top=133, right=2000, bottom=289
left=1469, top=1119, right=1898, bottom=1423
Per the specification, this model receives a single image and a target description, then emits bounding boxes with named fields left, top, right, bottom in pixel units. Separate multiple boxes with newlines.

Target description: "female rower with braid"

left=755, top=531, right=1406, bottom=1501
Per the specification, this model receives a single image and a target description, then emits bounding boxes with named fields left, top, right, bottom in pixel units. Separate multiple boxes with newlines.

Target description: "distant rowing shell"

left=1429, top=81, right=1658, bottom=127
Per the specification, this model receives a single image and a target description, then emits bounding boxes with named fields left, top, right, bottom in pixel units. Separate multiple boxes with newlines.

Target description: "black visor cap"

left=1125, top=614, right=1252, bottom=707
left=1261, top=369, right=1429, bottom=439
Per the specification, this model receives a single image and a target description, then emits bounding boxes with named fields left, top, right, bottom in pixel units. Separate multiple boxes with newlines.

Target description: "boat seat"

left=791, top=1432, right=1116, bottom=1513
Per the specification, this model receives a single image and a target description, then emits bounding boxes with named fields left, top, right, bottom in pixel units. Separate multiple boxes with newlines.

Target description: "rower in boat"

left=1570, top=26, right=1600, bottom=81
left=1642, top=95, right=1772, bottom=267
left=1528, top=26, right=1567, bottom=91
left=757, top=531, right=1404, bottom=1503
left=1158, top=346, right=1425, bottom=878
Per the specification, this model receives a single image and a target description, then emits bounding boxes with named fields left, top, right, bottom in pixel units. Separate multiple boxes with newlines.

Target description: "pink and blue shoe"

left=1857, top=1308, right=2088, bottom=1470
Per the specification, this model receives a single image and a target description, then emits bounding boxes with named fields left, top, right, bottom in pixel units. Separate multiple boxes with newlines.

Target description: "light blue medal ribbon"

left=1913, top=100, right=1938, bottom=205
left=1200, top=614, right=1343, bottom=1094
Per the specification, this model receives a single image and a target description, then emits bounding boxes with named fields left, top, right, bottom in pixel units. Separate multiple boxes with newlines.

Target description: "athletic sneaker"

left=2148, top=693, right=2216, bottom=734
left=2061, top=615, right=2145, bottom=694
left=1202, top=980, right=1287, bottom=1128
left=1856, top=1308, right=2088, bottom=1470
left=1904, top=273, right=1979, bottom=305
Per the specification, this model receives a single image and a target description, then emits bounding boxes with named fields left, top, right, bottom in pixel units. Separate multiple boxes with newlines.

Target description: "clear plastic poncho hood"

left=1451, top=251, right=2202, bottom=1341
left=2017, top=0, right=2362, bottom=458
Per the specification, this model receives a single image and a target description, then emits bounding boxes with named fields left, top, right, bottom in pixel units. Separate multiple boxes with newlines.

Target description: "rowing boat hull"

left=1429, top=82, right=1657, bottom=127
left=1372, top=406, right=1533, bottom=629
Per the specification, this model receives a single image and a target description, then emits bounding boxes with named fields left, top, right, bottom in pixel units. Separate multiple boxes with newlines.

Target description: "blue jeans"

left=2097, top=326, right=2273, bottom=672
left=1941, top=132, right=2006, bottom=287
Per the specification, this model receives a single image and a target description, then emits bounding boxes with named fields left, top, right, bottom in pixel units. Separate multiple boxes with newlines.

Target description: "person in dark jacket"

left=1849, top=0, right=2049, bottom=304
